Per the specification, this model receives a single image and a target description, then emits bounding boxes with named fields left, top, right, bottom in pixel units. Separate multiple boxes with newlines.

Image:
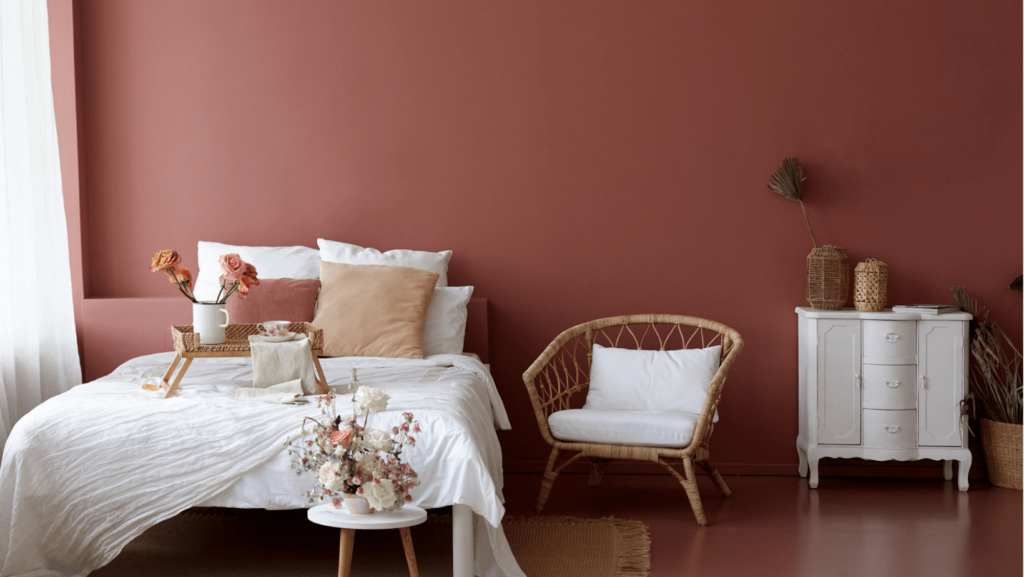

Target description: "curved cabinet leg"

left=808, top=456, right=820, bottom=489
left=957, top=454, right=971, bottom=492
left=797, top=439, right=808, bottom=478
left=943, top=460, right=953, bottom=481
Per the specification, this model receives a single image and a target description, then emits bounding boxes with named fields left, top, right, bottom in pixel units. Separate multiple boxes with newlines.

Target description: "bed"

left=0, top=351, right=525, bottom=577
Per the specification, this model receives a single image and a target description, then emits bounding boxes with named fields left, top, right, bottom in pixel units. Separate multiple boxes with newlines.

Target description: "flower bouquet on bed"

left=289, top=383, right=422, bottom=514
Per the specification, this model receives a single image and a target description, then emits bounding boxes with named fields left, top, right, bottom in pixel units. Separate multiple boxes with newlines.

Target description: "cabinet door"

left=817, top=319, right=861, bottom=444
left=918, top=321, right=965, bottom=446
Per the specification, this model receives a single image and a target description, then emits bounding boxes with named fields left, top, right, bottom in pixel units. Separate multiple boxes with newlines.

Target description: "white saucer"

left=255, top=332, right=297, bottom=342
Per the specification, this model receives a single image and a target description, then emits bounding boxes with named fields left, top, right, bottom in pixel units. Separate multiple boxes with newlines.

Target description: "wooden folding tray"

left=160, top=322, right=328, bottom=399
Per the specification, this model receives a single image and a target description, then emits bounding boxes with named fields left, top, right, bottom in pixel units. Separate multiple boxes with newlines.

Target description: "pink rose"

left=330, top=429, right=352, bottom=448
left=218, top=253, right=247, bottom=283
left=405, top=494, right=413, bottom=502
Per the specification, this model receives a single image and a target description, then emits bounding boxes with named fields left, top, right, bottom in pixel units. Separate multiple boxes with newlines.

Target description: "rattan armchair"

left=522, top=314, right=744, bottom=526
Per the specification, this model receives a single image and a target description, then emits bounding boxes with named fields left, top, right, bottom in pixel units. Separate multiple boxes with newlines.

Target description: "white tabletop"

left=307, top=504, right=427, bottom=530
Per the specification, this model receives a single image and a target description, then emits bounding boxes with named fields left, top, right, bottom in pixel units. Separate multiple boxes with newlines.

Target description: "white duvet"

left=0, top=352, right=525, bottom=577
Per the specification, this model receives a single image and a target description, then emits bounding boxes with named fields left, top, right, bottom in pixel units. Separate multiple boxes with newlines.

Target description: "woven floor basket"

left=806, top=246, right=849, bottom=310
left=980, top=419, right=1022, bottom=490
left=854, top=258, right=887, bottom=312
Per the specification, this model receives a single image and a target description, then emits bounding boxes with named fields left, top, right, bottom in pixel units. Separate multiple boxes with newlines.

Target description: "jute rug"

left=93, top=508, right=650, bottom=577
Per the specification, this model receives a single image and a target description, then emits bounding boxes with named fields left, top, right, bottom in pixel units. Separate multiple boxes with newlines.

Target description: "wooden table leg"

left=400, top=527, right=419, bottom=577
left=338, top=528, right=355, bottom=577
left=163, top=357, right=193, bottom=399
left=158, top=354, right=182, bottom=391
left=312, top=356, right=330, bottom=394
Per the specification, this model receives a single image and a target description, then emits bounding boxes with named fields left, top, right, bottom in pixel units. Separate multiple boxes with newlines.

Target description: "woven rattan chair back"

left=522, top=314, right=744, bottom=526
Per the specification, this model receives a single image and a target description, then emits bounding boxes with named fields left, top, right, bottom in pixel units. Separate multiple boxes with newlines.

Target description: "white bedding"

left=0, top=352, right=524, bottom=577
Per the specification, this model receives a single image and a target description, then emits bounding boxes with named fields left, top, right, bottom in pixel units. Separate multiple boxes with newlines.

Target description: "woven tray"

left=171, top=323, right=324, bottom=354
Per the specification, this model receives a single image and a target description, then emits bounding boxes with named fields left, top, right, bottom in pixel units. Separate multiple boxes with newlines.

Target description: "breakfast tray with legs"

left=160, top=322, right=329, bottom=399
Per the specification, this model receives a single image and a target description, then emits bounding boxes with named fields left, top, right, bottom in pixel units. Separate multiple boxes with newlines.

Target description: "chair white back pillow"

left=583, top=343, right=722, bottom=415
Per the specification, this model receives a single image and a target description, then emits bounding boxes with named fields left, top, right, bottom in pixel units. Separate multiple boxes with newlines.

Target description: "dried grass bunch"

left=767, top=157, right=817, bottom=248
left=953, top=284, right=1022, bottom=425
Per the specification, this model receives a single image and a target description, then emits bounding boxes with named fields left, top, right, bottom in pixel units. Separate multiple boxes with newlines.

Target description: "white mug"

left=193, top=302, right=230, bottom=344
left=257, top=321, right=291, bottom=337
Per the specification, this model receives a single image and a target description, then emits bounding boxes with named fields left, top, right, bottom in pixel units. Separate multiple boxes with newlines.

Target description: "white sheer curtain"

left=0, top=0, right=81, bottom=451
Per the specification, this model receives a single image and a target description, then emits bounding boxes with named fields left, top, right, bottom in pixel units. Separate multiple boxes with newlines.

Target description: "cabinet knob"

left=919, top=375, right=927, bottom=389
left=854, top=373, right=860, bottom=388
left=884, top=332, right=900, bottom=343
left=884, top=425, right=901, bottom=433
left=885, top=380, right=901, bottom=388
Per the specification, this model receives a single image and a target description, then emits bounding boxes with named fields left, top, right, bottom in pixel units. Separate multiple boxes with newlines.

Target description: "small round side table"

left=307, top=504, right=428, bottom=577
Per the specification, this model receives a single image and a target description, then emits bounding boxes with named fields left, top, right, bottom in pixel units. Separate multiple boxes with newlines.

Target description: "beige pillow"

left=313, top=262, right=439, bottom=358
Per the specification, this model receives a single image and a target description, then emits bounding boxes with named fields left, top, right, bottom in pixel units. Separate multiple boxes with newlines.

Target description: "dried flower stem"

left=799, top=200, right=817, bottom=249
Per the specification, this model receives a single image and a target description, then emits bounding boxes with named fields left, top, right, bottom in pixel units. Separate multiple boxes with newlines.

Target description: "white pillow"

left=194, top=242, right=320, bottom=302
left=583, top=344, right=722, bottom=415
left=317, top=239, right=451, bottom=288
left=423, top=286, right=473, bottom=356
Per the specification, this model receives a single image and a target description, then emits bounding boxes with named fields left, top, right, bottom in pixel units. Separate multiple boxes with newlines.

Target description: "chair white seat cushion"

left=547, top=409, right=717, bottom=449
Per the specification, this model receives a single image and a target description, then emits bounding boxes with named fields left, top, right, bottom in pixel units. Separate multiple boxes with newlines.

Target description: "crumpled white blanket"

left=0, top=353, right=522, bottom=577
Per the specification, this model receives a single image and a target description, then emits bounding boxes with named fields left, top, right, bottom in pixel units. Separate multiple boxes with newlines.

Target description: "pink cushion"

left=225, top=278, right=321, bottom=324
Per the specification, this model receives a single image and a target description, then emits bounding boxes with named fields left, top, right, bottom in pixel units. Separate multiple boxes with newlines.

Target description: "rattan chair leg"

left=699, top=460, right=732, bottom=497
left=681, top=458, right=708, bottom=526
left=588, top=459, right=607, bottom=488
left=536, top=448, right=561, bottom=513
left=659, top=458, right=708, bottom=526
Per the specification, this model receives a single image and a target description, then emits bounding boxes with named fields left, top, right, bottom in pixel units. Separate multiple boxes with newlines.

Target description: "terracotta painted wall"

left=50, top=0, right=1022, bottom=474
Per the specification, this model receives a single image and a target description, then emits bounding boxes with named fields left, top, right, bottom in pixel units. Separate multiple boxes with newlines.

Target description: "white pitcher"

left=193, top=302, right=230, bottom=344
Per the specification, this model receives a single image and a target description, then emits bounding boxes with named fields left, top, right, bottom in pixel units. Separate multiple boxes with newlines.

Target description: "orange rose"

left=242, top=263, right=260, bottom=286
left=150, top=249, right=181, bottom=272
left=167, top=266, right=193, bottom=290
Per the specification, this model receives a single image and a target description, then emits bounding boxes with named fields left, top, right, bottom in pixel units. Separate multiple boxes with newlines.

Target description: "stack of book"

left=891, top=304, right=961, bottom=315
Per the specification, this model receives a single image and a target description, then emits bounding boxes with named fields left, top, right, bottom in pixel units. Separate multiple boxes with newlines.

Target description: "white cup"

left=257, top=321, right=291, bottom=337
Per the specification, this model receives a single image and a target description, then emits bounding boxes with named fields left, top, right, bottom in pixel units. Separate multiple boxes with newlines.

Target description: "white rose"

left=318, top=461, right=350, bottom=492
left=364, top=478, right=397, bottom=511
left=354, top=386, right=390, bottom=415
left=361, top=428, right=394, bottom=453
left=356, top=452, right=382, bottom=476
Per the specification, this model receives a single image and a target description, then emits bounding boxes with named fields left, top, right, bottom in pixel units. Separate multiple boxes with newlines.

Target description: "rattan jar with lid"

left=854, top=258, right=888, bottom=312
left=806, top=245, right=848, bottom=310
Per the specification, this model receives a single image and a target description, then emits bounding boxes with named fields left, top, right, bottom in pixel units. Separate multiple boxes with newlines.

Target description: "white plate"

left=254, top=332, right=298, bottom=343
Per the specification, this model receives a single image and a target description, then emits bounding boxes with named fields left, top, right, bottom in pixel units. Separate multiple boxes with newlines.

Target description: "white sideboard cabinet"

left=795, top=307, right=973, bottom=491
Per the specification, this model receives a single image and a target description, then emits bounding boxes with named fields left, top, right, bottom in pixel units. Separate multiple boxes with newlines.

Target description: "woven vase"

left=854, top=258, right=888, bottom=312
left=806, top=246, right=849, bottom=310
left=980, top=418, right=1022, bottom=490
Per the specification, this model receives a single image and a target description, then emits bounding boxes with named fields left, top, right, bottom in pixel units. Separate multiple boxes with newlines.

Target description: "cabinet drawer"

left=863, top=320, right=917, bottom=364
left=863, top=365, right=917, bottom=410
left=863, top=409, right=917, bottom=448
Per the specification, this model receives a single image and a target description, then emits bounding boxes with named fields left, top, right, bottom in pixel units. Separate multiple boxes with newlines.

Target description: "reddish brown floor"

left=502, top=473, right=1022, bottom=577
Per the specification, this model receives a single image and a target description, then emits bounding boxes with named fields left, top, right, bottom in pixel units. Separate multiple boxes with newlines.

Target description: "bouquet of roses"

left=289, top=382, right=422, bottom=512
left=150, top=249, right=259, bottom=303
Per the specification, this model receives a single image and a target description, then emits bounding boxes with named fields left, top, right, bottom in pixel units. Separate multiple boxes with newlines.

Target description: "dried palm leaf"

left=768, top=157, right=803, bottom=201
left=953, top=285, right=1023, bottom=426
left=767, top=157, right=817, bottom=248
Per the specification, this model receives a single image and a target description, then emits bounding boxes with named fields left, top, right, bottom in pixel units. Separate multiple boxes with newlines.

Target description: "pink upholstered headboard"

left=81, top=297, right=488, bottom=381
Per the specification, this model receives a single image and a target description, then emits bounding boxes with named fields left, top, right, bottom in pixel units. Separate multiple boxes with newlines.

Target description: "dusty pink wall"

left=53, top=0, right=1021, bottom=474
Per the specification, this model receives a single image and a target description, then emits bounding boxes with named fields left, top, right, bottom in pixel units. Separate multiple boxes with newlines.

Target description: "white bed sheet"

left=0, top=353, right=524, bottom=577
